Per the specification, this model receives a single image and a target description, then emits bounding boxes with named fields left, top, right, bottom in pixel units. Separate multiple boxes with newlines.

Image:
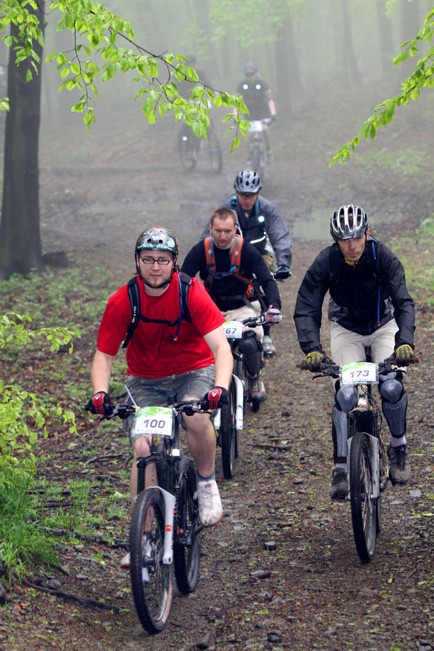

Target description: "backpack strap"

left=122, top=273, right=192, bottom=348
left=369, top=238, right=381, bottom=328
left=122, top=277, right=140, bottom=349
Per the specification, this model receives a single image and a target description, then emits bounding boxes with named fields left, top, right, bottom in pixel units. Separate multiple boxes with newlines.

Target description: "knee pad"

left=332, top=406, right=348, bottom=462
left=382, top=391, right=408, bottom=438
left=336, top=385, right=358, bottom=412
left=380, top=375, right=404, bottom=403
left=239, top=330, right=262, bottom=377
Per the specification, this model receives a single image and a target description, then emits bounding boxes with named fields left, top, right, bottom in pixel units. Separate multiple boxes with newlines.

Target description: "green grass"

left=353, top=147, right=429, bottom=177
left=390, top=217, right=434, bottom=307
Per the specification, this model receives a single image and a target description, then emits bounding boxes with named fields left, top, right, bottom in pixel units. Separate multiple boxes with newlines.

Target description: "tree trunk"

left=0, top=2, right=44, bottom=279
left=274, top=13, right=303, bottom=121
left=341, top=0, right=362, bottom=86
left=377, top=0, right=396, bottom=78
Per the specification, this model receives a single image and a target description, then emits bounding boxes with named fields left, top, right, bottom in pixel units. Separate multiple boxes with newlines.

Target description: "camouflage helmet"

left=135, top=227, right=179, bottom=257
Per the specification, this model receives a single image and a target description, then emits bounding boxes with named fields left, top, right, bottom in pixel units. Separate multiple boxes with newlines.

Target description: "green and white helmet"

left=135, top=227, right=179, bottom=257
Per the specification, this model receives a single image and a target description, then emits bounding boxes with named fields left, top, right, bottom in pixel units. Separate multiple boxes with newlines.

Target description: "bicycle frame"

left=133, top=404, right=185, bottom=565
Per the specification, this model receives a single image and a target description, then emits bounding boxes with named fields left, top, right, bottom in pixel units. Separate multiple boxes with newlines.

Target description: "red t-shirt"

left=96, top=274, right=225, bottom=378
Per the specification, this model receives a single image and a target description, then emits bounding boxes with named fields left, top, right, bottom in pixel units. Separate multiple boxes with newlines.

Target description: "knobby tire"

left=250, top=140, right=265, bottom=182
left=129, top=488, right=172, bottom=634
left=350, top=432, right=377, bottom=563
left=174, top=459, right=202, bottom=593
left=220, top=380, right=238, bottom=479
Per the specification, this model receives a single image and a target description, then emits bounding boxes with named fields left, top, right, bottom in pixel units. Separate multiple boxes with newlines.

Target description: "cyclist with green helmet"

left=87, top=227, right=233, bottom=566
left=293, top=205, right=416, bottom=499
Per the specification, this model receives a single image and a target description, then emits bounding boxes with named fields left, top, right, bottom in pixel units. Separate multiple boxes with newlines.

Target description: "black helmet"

left=135, top=227, right=179, bottom=257
left=244, top=62, right=257, bottom=76
left=330, top=205, right=368, bottom=241
left=234, top=169, right=262, bottom=194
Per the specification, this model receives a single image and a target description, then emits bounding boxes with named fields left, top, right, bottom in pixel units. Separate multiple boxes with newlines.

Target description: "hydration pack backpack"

left=122, top=272, right=192, bottom=348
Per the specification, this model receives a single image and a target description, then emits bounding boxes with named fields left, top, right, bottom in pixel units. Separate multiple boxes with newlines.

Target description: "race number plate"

left=250, top=120, right=263, bottom=133
left=340, top=361, right=377, bottom=386
left=224, top=320, right=243, bottom=340
left=133, top=406, right=173, bottom=437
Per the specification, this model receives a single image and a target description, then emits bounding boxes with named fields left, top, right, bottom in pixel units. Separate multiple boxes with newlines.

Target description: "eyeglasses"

left=237, top=192, right=258, bottom=199
left=139, top=256, right=173, bottom=266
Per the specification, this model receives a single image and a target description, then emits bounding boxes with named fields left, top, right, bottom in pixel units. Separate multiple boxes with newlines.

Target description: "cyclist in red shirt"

left=87, top=227, right=233, bottom=566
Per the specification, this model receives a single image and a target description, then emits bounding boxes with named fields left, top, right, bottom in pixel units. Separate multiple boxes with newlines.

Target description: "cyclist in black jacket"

left=294, top=204, right=416, bottom=499
left=182, top=207, right=282, bottom=403
left=200, top=169, right=291, bottom=357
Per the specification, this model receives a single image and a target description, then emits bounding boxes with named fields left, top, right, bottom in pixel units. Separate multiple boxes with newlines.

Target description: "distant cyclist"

left=236, top=62, right=277, bottom=162
left=293, top=205, right=416, bottom=499
left=200, top=169, right=292, bottom=357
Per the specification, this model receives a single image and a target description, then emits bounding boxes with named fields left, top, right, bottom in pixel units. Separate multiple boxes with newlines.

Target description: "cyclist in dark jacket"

left=236, top=62, right=277, bottom=160
left=200, top=169, right=291, bottom=357
left=294, top=204, right=415, bottom=499
left=183, top=207, right=282, bottom=404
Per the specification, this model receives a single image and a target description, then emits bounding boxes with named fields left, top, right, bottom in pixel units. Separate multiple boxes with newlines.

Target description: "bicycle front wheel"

left=250, top=140, right=265, bottom=181
left=349, top=432, right=377, bottom=563
left=174, top=459, right=202, bottom=593
left=129, top=488, right=173, bottom=634
left=220, top=380, right=238, bottom=479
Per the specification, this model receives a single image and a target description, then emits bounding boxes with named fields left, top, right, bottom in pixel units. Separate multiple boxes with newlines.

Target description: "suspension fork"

left=136, top=455, right=177, bottom=565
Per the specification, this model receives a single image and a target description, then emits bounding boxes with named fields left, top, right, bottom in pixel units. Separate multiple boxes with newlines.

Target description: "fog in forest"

left=8, top=0, right=434, bottom=255
left=37, top=1, right=433, bottom=154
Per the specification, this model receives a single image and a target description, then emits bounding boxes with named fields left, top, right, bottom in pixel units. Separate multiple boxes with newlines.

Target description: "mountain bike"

left=215, top=315, right=277, bottom=479
left=101, top=399, right=207, bottom=634
left=309, top=357, right=414, bottom=563
left=247, top=118, right=272, bottom=182
left=178, top=120, right=223, bottom=174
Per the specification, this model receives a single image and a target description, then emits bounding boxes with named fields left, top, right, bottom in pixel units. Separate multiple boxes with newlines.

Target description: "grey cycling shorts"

left=125, top=365, right=215, bottom=444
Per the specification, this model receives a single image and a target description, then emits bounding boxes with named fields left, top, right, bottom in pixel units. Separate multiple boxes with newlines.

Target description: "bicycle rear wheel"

left=178, top=129, right=198, bottom=171
left=349, top=432, right=377, bottom=563
left=220, top=380, right=237, bottom=479
left=129, top=488, right=172, bottom=634
left=174, top=459, right=202, bottom=593
left=208, top=127, right=223, bottom=173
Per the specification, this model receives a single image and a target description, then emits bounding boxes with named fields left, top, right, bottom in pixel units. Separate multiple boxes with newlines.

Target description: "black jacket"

left=293, top=238, right=415, bottom=354
left=181, top=238, right=281, bottom=312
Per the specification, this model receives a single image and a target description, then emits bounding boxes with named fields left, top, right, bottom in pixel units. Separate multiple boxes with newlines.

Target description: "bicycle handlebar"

left=242, top=315, right=275, bottom=328
left=299, top=357, right=418, bottom=380
left=98, top=399, right=210, bottom=421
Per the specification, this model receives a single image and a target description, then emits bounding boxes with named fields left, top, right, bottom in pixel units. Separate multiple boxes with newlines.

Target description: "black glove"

left=394, top=344, right=415, bottom=366
left=270, top=115, right=277, bottom=123
left=203, top=386, right=229, bottom=410
left=86, top=391, right=113, bottom=416
left=274, top=265, right=291, bottom=281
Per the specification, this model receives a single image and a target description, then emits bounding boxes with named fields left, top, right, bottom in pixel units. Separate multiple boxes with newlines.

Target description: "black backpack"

left=122, top=272, right=192, bottom=348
